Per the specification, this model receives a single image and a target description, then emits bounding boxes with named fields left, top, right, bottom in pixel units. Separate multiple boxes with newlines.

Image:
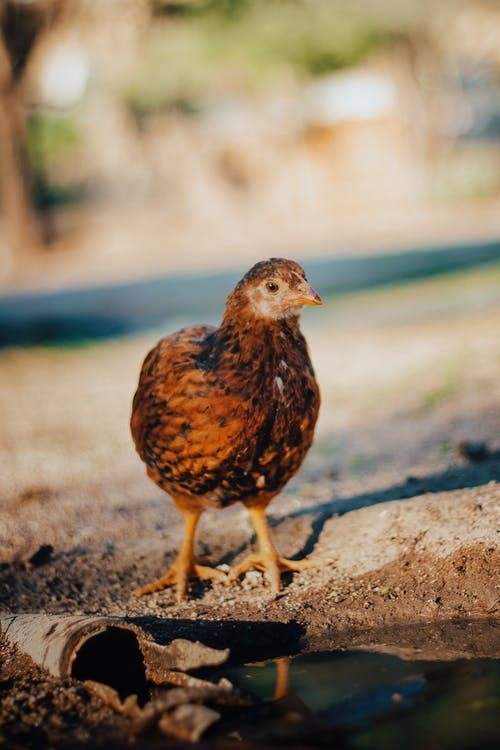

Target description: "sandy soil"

left=0, top=268, right=499, bottom=746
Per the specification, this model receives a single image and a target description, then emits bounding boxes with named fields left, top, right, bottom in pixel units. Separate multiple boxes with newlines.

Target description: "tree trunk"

left=0, top=0, right=64, bottom=279
left=0, top=84, right=41, bottom=276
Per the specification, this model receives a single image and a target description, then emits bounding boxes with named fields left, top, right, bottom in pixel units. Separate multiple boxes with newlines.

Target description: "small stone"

left=28, top=545, right=54, bottom=567
left=457, top=440, right=489, bottom=462
left=245, top=571, right=263, bottom=587
left=159, top=704, right=220, bottom=742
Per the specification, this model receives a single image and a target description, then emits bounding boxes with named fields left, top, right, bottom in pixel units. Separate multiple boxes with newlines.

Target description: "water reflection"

left=226, top=649, right=500, bottom=749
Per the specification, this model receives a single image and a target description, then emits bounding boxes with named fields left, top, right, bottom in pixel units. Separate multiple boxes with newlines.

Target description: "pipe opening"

left=71, top=627, right=148, bottom=702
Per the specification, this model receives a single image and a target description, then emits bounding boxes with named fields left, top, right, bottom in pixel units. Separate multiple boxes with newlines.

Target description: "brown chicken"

left=131, top=258, right=321, bottom=601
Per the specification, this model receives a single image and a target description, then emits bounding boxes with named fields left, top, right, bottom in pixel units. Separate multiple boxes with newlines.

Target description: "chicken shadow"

left=129, top=615, right=305, bottom=663
left=270, top=450, right=500, bottom=561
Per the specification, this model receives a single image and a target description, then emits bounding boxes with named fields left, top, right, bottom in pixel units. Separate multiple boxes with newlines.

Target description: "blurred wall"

left=1, top=0, right=500, bottom=288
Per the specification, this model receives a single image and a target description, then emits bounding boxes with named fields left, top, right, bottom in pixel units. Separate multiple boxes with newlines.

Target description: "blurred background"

left=1, top=0, right=500, bottom=290
left=2, top=0, right=500, bottom=565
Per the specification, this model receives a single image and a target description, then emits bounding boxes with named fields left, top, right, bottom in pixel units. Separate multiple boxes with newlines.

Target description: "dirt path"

left=0, top=268, right=499, bottom=746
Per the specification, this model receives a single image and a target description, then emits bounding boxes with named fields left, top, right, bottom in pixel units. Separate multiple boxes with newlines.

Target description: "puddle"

left=2, top=615, right=497, bottom=746
left=225, top=649, right=500, bottom=749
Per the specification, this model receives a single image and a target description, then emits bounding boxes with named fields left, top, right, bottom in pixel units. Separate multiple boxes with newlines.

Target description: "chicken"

left=131, top=258, right=321, bottom=601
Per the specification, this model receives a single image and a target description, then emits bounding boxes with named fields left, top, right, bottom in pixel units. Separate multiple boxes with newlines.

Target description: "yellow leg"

left=246, top=656, right=291, bottom=700
left=229, top=507, right=316, bottom=592
left=274, top=656, right=291, bottom=700
left=132, top=510, right=226, bottom=602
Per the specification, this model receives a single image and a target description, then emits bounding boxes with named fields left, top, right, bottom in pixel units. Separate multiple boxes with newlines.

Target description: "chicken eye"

left=266, top=281, right=279, bottom=294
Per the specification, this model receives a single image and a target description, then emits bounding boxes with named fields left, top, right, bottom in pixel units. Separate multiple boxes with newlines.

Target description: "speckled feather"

left=131, top=259, right=320, bottom=513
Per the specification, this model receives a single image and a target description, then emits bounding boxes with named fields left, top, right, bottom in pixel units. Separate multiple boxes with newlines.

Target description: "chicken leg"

left=132, top=509, right=226, bottom=602
left=229, top=506, right=316, bottom=592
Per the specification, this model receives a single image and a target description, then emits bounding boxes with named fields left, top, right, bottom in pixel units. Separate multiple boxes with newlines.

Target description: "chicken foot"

left=228, top=506, right=317, bottom=592
left=132, top=510, right=226, bottom=602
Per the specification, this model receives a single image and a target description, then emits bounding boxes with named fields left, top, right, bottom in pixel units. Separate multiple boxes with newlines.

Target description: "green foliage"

left=30, top=173, right=87, bottom=211
left=153, top=0, right=250, bottom=19
left=127, top=0, right=394, bottom=118
left=25, top=114, right=85, bottom=210
left=25, top=114, right=81, bottom=167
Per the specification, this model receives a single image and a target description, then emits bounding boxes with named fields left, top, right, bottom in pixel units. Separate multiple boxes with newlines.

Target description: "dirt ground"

left=0, top=266, right=499, bottom=746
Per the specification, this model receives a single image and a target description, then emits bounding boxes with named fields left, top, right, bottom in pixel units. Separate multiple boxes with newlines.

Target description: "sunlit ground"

left=1, top=261, right=499, bottom=562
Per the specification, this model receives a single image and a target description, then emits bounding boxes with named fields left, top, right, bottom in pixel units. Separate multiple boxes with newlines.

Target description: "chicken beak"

left=297, top=282, right=322, bottom=306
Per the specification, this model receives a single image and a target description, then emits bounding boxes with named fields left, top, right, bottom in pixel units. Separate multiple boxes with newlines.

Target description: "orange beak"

left=296, top=281, right=322, bottom=306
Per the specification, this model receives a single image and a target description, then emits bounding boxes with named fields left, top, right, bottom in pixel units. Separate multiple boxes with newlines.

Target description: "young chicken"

left=131, top=258, right=321, bottom=601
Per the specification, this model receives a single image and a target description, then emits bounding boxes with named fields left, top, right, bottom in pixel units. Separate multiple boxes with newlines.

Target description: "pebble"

left=241, top=571, right=263, bottom=590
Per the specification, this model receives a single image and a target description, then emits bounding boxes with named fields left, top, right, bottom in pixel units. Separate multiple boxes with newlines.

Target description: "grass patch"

left=314, top=438, right=343, bottom=458
left=349, top=452, right=379, bottom=474
left=418, top=363, right=460, bottom=413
